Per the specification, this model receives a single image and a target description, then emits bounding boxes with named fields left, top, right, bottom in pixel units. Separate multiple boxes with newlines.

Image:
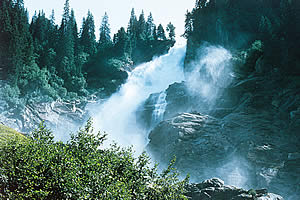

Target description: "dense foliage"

left=0, top=0, right=176, bottom=101
left=0, top=120, right=188, bottom=199
left=183, top=0, right=300, bottom=75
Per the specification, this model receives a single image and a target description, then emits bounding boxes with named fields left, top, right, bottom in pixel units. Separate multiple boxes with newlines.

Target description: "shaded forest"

left=0, top=0, right=176, bottom=103
left=183, top=0, right=300, bottom=75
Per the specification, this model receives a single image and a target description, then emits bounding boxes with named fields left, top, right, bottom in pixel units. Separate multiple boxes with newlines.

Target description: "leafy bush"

left=0, top=120, right=188, bottom=199
left=251, top=40, right=263, bottom=53
left=248, top=189, right=257, bottom=197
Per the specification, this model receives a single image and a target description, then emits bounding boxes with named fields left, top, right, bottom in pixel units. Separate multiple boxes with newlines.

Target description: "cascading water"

left=87, top=45, right=186, bottom=154
left=151, top=91, right=167, bottom=125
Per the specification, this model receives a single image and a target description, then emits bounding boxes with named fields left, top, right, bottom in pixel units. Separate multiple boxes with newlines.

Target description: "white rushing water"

left=87, top=45, right=186, bottom=154
left=151, top=91, right=167, bottom=125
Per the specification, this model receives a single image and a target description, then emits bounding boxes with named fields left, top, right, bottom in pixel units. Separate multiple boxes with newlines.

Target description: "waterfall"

left=151, top=91, right=167, bottom=125
left=87, top=45, right=186, bottom=153
left=86, top=43, right=233, bottom=154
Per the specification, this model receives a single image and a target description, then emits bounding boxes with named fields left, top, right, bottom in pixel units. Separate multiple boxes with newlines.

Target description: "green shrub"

left=66, top=92, right=78, bottom=101
left=0, top=120, right=188, bottom=199
left=251, top=40, right=263, bottom=53
left=248, top=189, right=257, bottom=197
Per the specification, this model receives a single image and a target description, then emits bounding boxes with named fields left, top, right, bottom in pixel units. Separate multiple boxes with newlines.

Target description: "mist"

left=183, top=45, right=255, bottom=188
left=87, top=45, right=186, bottom=154
left=185, top=44, right=233, bottom=108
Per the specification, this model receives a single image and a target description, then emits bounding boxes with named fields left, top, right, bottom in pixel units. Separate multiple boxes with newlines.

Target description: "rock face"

left=147, top=111, right=300, bottom=199
left=186, top=178, right=284, bottom=200
left=0, top=99, right=88, bottom=140
left=147, top=113, right=235, bottom=179
left=137, top=82, right=202, bottom=129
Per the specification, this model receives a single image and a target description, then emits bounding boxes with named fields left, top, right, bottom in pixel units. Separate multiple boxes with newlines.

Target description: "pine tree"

left=153, top=25, right=157, bottom=40
left=61, top=0, right=70, bottom=33
left=99, top=12, right=111, bottom=46
left=127, top=8, right=137, bottom=36
left=0, top=0, right=13, bottom=79
left=50, top=9, right=55, bottom=25
left=183, top=10, right=193, bottom=39
left=126, top=8, right=138, bottom=56
left=70, top=9, right=82, bottom=75
left=70, top=9, right=79, bottom=54
left=57, top=0, right=75, bottom=80
left=166, top=22, right=176, bottom=41
left=137, top=10, right=146, bottom=40
left=113, top=27, right=129, bottom=56
left=30, top=11, right=56, bottom=69
left=146, top=12, right=155, bottom=40
left=156, top=24, right=166, bottom=40
left=80, top=11, right=96, bottom=56
left=0, top=0, right=179, bottom=97
left=195, top=0, right=208, bottom=9
left=30, top=11, right=48, bottom=43
left=48, top=10, right=58, bottom=51
left=0, top=0, right=34, bottom=88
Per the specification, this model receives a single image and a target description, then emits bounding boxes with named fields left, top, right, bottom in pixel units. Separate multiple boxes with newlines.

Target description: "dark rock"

left=164, top=82, right=190, bottom=118
left=137, top=81, right=205, bottom=130
left=185, top=178, right=283, bottom=200
left=147, top=112, right=236, bottom=180
left=147, top=110, right=300, bottom=198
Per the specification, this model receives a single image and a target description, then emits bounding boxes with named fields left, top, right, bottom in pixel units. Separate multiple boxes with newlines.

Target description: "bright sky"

left=24, top=0, right=195, bottom=43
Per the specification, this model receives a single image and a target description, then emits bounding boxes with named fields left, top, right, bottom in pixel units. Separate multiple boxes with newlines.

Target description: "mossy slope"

left=0, top=124, right=26, bottom=145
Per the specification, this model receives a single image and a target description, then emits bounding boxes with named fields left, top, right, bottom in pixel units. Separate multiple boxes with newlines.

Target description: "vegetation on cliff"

left=183, top=0, right=300, bottom=75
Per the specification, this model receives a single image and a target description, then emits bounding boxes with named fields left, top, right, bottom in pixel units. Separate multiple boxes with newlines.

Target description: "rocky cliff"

left=144, top=43, right=300, bottom=198
left=147, top=110, right=299, bottom=198
left=0, top=96, right=89, bottom=140
left=144, top=1, right=300, bottom=198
